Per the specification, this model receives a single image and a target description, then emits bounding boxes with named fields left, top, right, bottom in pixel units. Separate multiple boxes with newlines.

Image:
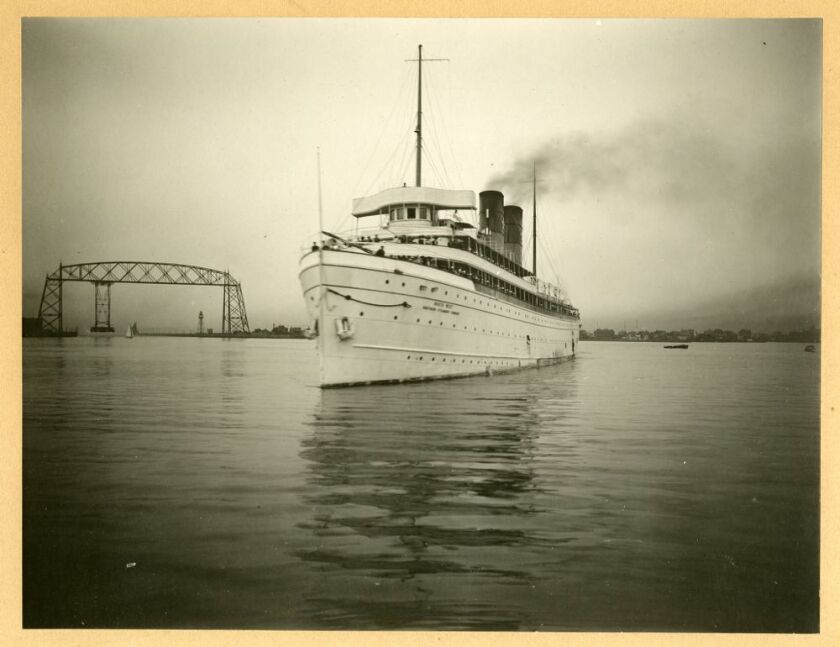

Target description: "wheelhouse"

left=352, top=186, right=476, bottom=228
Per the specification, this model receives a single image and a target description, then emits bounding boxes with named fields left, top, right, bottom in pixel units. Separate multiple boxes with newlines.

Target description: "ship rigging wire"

left=429, top=62, right=464, bottom=187
left=352, top=64, right=414, bottom=196
left=420, top=141, right=447, bottom=188
left=330, top=65, right=415, bottom=233
left=359, top=55, right=457, bottom=195
left=421, top=70, right=457, bottom=188
left=522, top=189, right=571, bottom=301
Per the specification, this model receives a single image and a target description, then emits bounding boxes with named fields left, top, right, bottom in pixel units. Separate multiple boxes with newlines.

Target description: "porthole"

left=407, top=355, right=411, bottom=359
left=360, top=312, right=364, bottom=316
left=393, top=315, right=398, bottom=320
left=385, top=279, right=390, bottom=284
left=428, top=320, right=432, bottom=324
left=432, top=357, right=436, bottom=361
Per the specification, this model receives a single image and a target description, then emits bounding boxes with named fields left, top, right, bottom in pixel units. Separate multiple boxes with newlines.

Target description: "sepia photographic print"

left=16, top=12, right=826, bottom=639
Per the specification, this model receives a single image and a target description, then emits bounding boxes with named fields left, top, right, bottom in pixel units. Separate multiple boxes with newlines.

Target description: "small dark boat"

left=664, top=344, right=689, bottom=349
left=804, top=345, right=816, bottom=353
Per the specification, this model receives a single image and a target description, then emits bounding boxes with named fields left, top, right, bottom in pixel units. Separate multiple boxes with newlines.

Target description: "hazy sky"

left=22, top=18, right=821, bottom=332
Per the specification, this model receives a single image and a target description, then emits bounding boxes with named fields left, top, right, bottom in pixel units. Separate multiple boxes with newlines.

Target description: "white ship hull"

left=299, top=248, right=579, bottom=387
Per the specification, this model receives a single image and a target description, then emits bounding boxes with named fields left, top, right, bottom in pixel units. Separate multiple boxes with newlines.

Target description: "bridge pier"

left=91, top=282, right=114, bottom=333
left=37, top=263, right=63, bottom=334
left=221, top=275, right=248, bottom=336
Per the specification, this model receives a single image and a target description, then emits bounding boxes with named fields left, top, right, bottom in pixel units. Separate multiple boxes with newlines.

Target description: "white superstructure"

left=299, top=187, right=580, bottom=387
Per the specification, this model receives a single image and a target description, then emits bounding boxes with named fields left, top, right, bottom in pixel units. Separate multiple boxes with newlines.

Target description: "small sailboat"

left=125, top=325, right=134, bottom=338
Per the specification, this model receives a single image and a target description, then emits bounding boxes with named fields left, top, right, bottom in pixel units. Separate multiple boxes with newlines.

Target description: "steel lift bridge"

left=37, top=261, right=250, bottom=335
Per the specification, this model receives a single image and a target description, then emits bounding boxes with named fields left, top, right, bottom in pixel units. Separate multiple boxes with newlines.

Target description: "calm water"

left=22, top=338, right=819, bottom=631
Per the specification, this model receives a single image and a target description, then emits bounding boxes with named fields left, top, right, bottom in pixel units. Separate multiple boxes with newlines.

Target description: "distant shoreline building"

left=580, top=326, right=819, bottom=344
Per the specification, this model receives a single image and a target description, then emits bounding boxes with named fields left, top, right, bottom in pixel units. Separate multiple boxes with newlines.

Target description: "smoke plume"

left=487, top=111, right=820, bottom=331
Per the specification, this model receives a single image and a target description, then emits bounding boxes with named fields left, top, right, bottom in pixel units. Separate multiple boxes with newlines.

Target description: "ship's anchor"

left=303, top=319, right=319, bottom=339
left=335, top=316, right=355, bottom=340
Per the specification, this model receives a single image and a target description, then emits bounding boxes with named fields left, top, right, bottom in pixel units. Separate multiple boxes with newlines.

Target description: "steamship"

left=298, top=46, right=580, bottom=387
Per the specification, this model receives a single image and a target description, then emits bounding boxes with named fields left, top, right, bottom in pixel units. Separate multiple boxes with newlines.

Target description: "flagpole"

left=532, top=161, right=537, bottom=277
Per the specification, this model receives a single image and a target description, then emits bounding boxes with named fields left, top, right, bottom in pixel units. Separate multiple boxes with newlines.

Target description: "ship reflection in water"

left=293, top=343, right=819, bottom=631
left=296, top=370, right=577, bottom=630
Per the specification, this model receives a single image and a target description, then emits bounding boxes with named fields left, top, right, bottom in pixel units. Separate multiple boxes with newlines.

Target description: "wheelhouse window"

left=389, top=204, right=433, bottom=222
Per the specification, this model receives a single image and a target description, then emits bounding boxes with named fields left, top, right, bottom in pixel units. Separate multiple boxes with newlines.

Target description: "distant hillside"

left=640, top=273, right=820, bottom=333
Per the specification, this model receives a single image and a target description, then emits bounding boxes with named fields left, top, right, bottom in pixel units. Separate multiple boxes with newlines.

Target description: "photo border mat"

left=1, top=1, right=836, bottom=645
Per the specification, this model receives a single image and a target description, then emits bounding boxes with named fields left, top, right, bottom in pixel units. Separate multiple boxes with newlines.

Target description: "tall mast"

left=532, top=161, right=537, bottom=276
left=406, top=45, right=446, bottom=187
left=316, top=148, right=326, bottom=384
left=415, top=44, right=423, bottom=187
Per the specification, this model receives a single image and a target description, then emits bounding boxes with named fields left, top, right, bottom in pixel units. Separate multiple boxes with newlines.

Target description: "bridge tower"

left=91, top=282, right=115, bottom=333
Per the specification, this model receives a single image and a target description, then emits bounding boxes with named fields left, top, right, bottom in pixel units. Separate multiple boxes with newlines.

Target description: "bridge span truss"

left=37, top=261, right=250, bottom=335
